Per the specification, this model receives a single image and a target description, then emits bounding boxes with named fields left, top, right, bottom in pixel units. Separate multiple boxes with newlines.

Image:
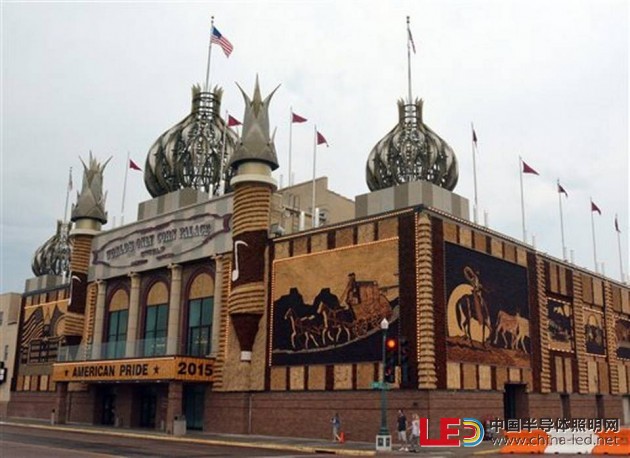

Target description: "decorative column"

left=536, top=257, right=552, bottom=393
left=416, top=213, right=437, bottom=389
left=603, top=281, right=620, bottom=394
left=211, top=256, right=224, bottom=357
left=227, top=78, right=279, bottom=361
left=69, top=153, right=110, bottom=315
left=166, top=264, right=182, bottom=355
left=125, top=272, right=140, bottom=357
left=92, top=280, right=107, bottom=359
left=572, top=273, right=589, bottom=393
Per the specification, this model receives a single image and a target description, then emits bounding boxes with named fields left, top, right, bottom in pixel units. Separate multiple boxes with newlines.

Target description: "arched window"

left=186, top=273, right=214, bottom=357
left=106, top=289, right=129, bottom=359
left=144, top=282, right=168, bottom=357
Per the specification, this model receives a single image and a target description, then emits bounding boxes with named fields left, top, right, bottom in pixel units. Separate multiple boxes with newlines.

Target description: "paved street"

left=1, top=424, right=314, bottom=457
left=0, top=421, right=511, bottom=457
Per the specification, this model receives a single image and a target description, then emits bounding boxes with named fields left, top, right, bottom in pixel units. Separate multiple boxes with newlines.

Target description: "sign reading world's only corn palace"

left=90, top=198, right=232, bottom=279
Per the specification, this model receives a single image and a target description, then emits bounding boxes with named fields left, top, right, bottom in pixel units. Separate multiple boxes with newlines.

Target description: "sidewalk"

left=0, top=417, right=500, bottom=456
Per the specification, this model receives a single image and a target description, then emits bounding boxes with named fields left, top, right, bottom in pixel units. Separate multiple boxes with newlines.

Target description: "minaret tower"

left=69, top=153, right=110, bottom=313
left=227, top=77, right=279, bottom=361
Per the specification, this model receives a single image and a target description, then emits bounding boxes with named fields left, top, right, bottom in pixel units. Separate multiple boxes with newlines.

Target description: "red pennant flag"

left=316, top=131, right=328, bottom=146
left=472, top=127, right=478, bottom=146
left=557, top=182, right=568, bottom=196
left=591, top=201, right=601, bottom=215
left=292, top=112, right=307, bottom=123
left=129, top=159, right=142, bottom=171
left=615, top=214, right=621, bottom=233
left=227, top=115, right=242, bottom=127
left=522, top=161, right=539, bottom=175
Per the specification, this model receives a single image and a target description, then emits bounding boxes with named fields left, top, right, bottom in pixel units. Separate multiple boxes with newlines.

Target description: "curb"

left=0, top=421, right=376, bottom=456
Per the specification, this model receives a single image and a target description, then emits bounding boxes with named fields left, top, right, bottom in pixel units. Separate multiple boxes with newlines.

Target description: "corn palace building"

left=5, top=80, right=630, bottom=441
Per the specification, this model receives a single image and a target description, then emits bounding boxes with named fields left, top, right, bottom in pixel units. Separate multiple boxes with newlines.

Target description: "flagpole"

left=64, top=167, right=72, bottom=223
left=288, top=107, right=293, bottom=186
left=121, top=152, right=130, bottom=226
left=616, top=214, right=625, bottom=282
left=311, top=125, right=317, bottom=228
left=406, top=16, right=413, bottom=105
left=519, top=156, right=527, bottom=242
left=218, top=110, right=228, bottom=195
left=591, top=199, right=598, bottom=273
left=472, top=123, right=479, bottom=224
left=205, top=16, right=215, bottom=92
left=558, top=180, right=566, bottom=260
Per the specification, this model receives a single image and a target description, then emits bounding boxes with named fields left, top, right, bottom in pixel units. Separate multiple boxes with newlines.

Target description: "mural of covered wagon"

left=344, top=276, right=392, bottom=337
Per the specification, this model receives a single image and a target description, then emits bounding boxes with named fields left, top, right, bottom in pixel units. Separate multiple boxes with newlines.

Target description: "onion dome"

left=32, top=220, right=73, bottom=277
left=144, top=85, right=239, bottom=197
left=366, top=99, right=458, bottom=191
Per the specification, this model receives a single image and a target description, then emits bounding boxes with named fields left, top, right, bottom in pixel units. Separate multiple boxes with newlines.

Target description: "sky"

left=1, top=0, right=628, bottom=293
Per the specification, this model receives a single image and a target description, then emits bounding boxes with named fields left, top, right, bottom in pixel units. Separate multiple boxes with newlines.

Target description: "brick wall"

left=205, top=390, right=504, bottom=441
left=8, top=391, right=55, bottom=420
left=528, top=393, right=563, bottom=418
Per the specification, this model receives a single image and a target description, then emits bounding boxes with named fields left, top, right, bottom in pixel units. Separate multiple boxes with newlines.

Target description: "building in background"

left=0, top=292, right=22, bottom=417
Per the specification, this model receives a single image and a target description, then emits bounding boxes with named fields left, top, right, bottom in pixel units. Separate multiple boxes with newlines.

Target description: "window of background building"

left=3, top=345, right=8, bottom=361
left=187, top=297, right=213, bottom=356
left=0, top=311, right=3, bottom=325
left=144, top=304, right=167, bottom=356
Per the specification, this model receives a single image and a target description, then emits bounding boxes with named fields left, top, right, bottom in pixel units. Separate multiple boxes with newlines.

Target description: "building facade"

left=6, top=86, right=629, bottom=441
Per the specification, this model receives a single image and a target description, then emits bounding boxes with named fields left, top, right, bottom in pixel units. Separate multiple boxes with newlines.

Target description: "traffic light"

left=384, top=337, right=398, bottom=383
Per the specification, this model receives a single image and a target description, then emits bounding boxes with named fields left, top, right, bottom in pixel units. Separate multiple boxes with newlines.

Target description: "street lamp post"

left=375, top=317, right=391, bottom=451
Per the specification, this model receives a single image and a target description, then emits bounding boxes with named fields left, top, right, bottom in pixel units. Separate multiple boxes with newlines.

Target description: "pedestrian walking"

left=409, top=413, right=420, bottom=452
left=331, top=412, right=341, bottom=442
left=397, top=409, right=408, bottom=451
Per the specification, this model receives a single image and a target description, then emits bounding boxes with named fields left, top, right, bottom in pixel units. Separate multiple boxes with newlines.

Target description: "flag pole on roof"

left=204, top=18, right=233, bottom=91
left=121, top=154, right=142, bottom=226
left=519, top=157, right=539, bottom=243
left=63, top=166, right=72, bottom=223
left=311, top=126, right=328, bottom=228
left=406, top=16, right=416, bottom=105
left=471, top=124, right=479, bottom=224
left=288, top=108, right=308, bottom=187
left=590, top=199, right=601, bottom=273
left=557, top=180, right=568, bottom=260
left=205, top=16, right=215, bottom=92
left=615, top=214, right=625, bottom=282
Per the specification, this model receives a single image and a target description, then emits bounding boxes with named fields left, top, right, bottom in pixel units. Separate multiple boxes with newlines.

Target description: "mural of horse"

left=449, top=266, right=491, bottom=346
left=494, top=310, right=529, bottom=352
left=283, top=308, right=323, bottom=350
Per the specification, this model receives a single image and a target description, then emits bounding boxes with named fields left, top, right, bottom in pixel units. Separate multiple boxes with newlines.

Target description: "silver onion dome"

left=144, top=85, right=239, bottom=197
left=32, top=220, right=73, bottom=277
left=366, top=99, right=458, bottom=191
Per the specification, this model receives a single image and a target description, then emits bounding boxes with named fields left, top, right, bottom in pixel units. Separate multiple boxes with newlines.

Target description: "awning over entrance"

left=52, top=356, right=215, bottom=383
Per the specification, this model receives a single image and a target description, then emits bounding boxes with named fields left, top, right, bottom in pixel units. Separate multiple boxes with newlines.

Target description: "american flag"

left=211, top=26, right=233, bottom=57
